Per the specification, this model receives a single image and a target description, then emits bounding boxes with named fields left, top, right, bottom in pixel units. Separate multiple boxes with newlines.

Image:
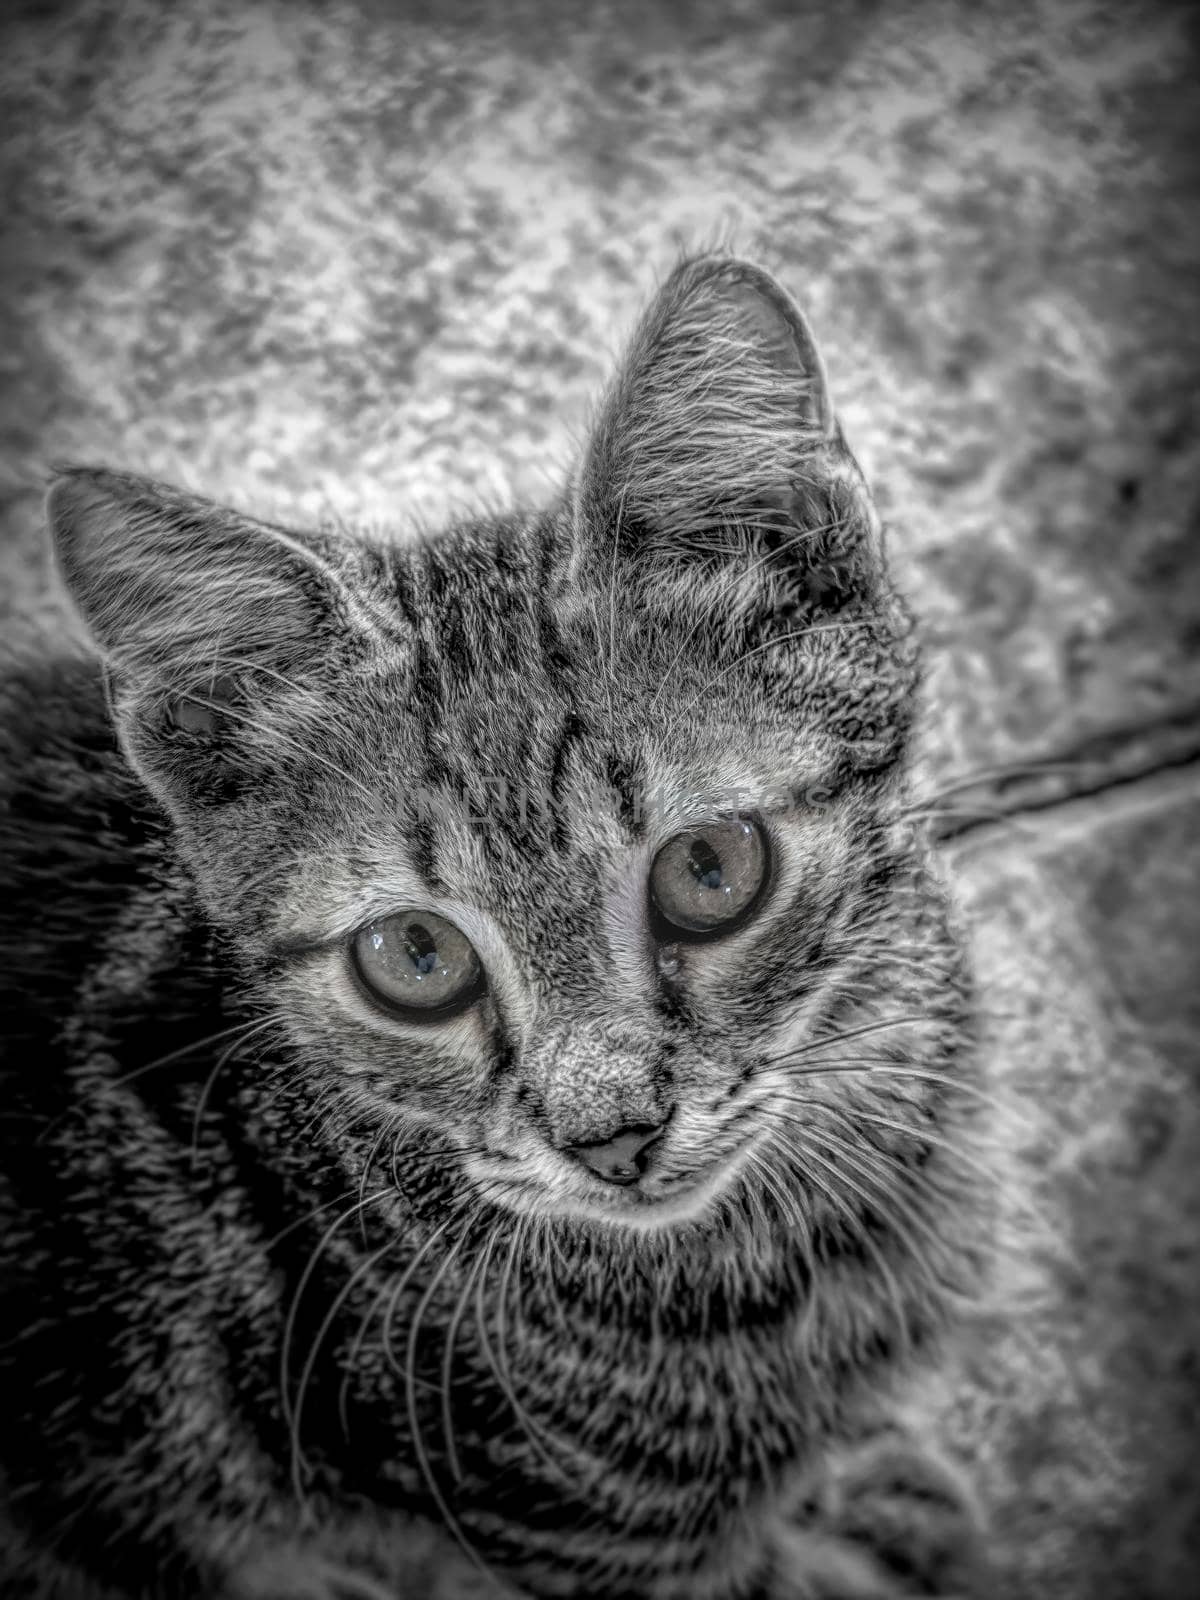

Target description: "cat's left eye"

left=649, top=816, right=769, bottom=940
left=351, top=911, right=484, bottom=1019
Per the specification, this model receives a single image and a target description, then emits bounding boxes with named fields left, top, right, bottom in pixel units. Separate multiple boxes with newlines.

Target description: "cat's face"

left=50, top=255, right=950, bottom=1236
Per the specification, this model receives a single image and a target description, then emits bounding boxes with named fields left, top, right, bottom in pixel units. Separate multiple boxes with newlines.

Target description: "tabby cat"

left=0, top=255, right=992, bottom=1599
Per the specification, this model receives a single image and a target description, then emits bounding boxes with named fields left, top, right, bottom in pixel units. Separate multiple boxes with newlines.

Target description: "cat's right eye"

left=351, top=911, right=484, bottom=1020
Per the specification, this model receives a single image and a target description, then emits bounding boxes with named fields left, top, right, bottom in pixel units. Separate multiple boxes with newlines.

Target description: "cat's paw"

left=765, top=1429, right=989, bottom=1600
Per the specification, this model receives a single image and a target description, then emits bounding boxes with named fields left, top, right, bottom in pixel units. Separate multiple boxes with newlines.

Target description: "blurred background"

left=2, top=1, right=1198, bottom=1595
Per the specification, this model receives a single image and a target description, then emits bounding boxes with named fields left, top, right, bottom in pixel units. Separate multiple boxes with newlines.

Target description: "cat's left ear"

left=47, top=467, right=372, bottom=682
left=47, top=467, right=385, bottom=811
left=572, top=253, right=879, bottom=600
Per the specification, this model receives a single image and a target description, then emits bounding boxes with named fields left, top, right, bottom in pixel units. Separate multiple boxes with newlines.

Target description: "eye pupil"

left=688, top=841, right=723, bottom=891
left=404, top=922, right=439, bottom=976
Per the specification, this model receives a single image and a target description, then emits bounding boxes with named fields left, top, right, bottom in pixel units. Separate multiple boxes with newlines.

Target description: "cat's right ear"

left=568, top=253, right=883, bottom=614
left=47, top=466, right=383, bottom=808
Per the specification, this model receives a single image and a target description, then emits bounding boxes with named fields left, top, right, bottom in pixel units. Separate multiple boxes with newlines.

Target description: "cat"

left=0, top=253, right=993, bottom=1599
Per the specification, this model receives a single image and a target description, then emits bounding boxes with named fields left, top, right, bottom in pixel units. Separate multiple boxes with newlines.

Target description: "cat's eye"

left=649, top=817, right=769, bottom=939
left=351, top=911, right=484, bottom=1018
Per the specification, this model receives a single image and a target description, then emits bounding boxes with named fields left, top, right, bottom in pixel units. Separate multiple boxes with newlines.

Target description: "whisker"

left=778, top=1115, right=958, bottom=1295
left=440, top=1237, right=488, bottom=1485
left=310, top=1096, right=367, bottom=1153
left=380, top=1207, right=471, bottom=1382
left=402, top=1195, right=516, bottom=1597
left=357, top=1115, right=402, bottom=1244
left=289, top=1230, right=397, bottom=1505
left=293, top=1085, right=350, bottom=1149
left=742, top=1142, right=796, bottom=1234
left=280, top=1190, right=395, bottom=1466
left=390, top=1121, right=409, bottom=1192
left=777, top=1092, right=1052, bottom=1240
left=853, top=1107, right=1053, bottom=1239
left=189, top=1013, right=282, bottom=1168
left=772, top=1089, right=989, bottom=1161
left=335, top=1217, right=417, bottom=1440
left=35, top=1016, right=276, bottom=1145
left=762, top=1128, right=917, bottom=1355
left=337, top=1173, right=492, bottom=1437
left=764, top=1011, right=941, bottom=1066
left=770, top=1131, right=897, bottom=1351
left=763, top=1058, right=1027, bottom=1129
left=263, top=1187, right=363, bottom=1255
left=476, top=1216, right=569, bottom=1478
left=241, top=1054, right=313, bottom=1120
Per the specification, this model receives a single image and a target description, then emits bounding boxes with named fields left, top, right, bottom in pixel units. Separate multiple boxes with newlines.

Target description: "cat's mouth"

left=468, top=1134, right=761, bottom=1232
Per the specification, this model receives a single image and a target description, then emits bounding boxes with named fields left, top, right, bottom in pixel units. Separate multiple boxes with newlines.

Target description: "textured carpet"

left=2, top=1, right=1198, bottom=1595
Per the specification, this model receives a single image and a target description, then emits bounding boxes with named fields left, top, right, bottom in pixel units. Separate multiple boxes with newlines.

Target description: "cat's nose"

left=568, top=1121, right=668, bottom=1187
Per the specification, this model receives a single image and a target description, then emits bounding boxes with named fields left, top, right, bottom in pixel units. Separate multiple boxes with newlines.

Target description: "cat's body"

left=1, top=256, right=992, bottom=1599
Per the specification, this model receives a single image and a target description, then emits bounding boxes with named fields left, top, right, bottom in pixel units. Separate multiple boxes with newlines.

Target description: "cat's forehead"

left=369, top=518, right=840, bottom=765
left=259, top=521, right=849, bottom=942
left=269, top=692, right=842, bottom=958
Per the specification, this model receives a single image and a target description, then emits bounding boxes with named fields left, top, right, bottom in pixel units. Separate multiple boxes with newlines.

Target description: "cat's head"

left=49, top=254, right=956, bottom=1238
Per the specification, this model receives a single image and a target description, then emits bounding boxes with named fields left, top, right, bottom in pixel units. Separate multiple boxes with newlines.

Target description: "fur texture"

left=1, top=255, right=992, bottom=1598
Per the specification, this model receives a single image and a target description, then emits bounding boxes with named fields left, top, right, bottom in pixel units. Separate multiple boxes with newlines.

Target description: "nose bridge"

left=522, top=1022, right=670, bottom=1150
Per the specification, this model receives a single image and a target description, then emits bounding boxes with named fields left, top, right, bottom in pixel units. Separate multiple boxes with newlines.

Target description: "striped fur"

left=1, top=255, right=992, bottom=1598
